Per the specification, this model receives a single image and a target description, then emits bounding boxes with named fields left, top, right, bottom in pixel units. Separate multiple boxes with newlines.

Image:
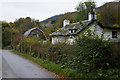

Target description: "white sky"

left=0, top=0, right=115, bottom=22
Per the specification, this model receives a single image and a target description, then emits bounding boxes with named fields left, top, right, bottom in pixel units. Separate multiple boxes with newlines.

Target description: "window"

left=69, top=29, right=73, bottom=33
left=71, top=30, right=73, bottom=33
left=74, top=29, right=77, bottom=33
left=112, top=31, right=117, bottom=38
left=69, top=29, right=77, bottom=33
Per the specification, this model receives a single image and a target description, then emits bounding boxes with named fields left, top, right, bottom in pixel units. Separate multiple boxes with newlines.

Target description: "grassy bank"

left=12, top=49, right=80, bottom=78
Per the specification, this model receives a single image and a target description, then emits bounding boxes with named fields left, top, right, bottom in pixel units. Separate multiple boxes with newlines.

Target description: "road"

left=0, top=49, right=2, bottom=79
left=2, top=50, right=56, bottom=78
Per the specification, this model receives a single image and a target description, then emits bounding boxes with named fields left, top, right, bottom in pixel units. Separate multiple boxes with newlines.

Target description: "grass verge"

left=12, top=49, right=81, bottom=78
left=12, top=49, right=120, bottom=78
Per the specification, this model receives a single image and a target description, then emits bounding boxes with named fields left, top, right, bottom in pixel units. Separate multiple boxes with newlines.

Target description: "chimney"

left=88, top=6, right=96, bottom=21
left=63, top=20, right=70, bottom=27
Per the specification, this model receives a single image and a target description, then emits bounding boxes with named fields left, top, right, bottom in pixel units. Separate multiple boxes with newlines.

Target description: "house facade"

left=49, top=9, right=120, bottom=44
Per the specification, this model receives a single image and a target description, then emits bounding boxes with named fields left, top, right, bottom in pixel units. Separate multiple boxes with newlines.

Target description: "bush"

left=14, top=37, right=75, bottom=69
left=74, top=36, right=118, bottom=73
left=12, top=33, right=120, bottom=78
left=48, top=43, right=74, bottom=65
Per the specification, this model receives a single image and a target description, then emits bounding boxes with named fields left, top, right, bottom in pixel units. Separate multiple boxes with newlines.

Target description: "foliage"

left=75, top=0, right=96, bottom=22
left=40, top=12, right=76, bottom=38
left=41, top=26, right=55, bottom=38
left=2, top=1, right=120, bottom=78
left=75, top=36, right=116, bottom=72
left=14, top=17, right=40, bottom=33
left=2, top=22, right=20, bottom=48
left=54, top=12, right=76, bottom=29
left=2, top=28, right=11, bottom=47
left=2, top=22, right=11, bottom=31
left=13, top=37, right=75, bottom=67
left=41, top=12, right=76, bottom=24
left=9, top=28, right=120, bottom=78
left=12, top=49, right=81, bottom=78
left=12, top=41, right=120, bottom=78
left=48, top=43, right=74, bottom=65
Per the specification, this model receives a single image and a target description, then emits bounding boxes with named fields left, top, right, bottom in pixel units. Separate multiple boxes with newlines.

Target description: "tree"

left=2, top=22, right=10, bottom=31
left=14, top=17, right=40, bottom=33
left=2, top=22, right=11, bottom=47
left=75, top=0, right=96, bottom=21
left=2, top=21, right=20, bottom=48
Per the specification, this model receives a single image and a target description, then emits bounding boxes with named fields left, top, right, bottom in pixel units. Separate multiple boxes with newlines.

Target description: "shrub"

left=14, top=37, right=75, bottom=69
left=48, top=43, right=74, bottom=65
left=74, top=36, right=117, bottom=73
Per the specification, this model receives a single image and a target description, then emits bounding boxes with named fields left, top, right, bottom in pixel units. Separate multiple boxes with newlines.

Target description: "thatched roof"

left=24, top=27, right=46, bottom=40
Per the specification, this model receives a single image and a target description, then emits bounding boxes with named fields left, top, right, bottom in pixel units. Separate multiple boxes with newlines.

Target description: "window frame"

left=112, top=31, right=117, bottom=38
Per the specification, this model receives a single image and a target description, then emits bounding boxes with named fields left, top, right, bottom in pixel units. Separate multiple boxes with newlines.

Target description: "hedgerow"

left=11, top=30, right=120, bottom=78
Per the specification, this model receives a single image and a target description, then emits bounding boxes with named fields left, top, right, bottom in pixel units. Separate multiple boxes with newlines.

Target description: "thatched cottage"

left=50, top=9, right=120, bottom=44
left=24, top=27, right=46, bottom=40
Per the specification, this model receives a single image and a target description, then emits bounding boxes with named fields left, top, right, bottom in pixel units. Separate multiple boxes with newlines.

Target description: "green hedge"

left=13, top=37, right=75, bottom=69
left=74, top=36, right=119, bottom=73
left=11, top=36, right=120, bottom=78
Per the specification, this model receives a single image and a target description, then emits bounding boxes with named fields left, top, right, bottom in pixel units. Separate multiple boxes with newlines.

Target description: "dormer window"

left=69, top=29, right=72, bottom=33
left=112, top=31, right=117, bottom=38
left=69, top=29, right=77, bottom=33
left=71, top=30, right=73, bottom=33
left=72, top=29, right=77, bottom=33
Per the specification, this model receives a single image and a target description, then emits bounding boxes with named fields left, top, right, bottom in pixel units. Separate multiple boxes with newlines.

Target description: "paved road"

left=0, top=49, right=2, bottom=79
left=2, top=50, right=56, bottom=78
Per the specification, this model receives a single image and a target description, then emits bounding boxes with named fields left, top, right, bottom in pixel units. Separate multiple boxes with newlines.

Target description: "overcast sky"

left=0, top=0, right=115, bottom=22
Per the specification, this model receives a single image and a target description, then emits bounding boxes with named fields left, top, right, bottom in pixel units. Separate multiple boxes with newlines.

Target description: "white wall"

left=88, top=24, right=103, bottom=38
left=52, top=36, right=75, bottom=45
left=66, top=37, right=76, bottom=45
left=86, top=24, right=120, bottom=42
left=52, top=36, right=66, bottom=44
